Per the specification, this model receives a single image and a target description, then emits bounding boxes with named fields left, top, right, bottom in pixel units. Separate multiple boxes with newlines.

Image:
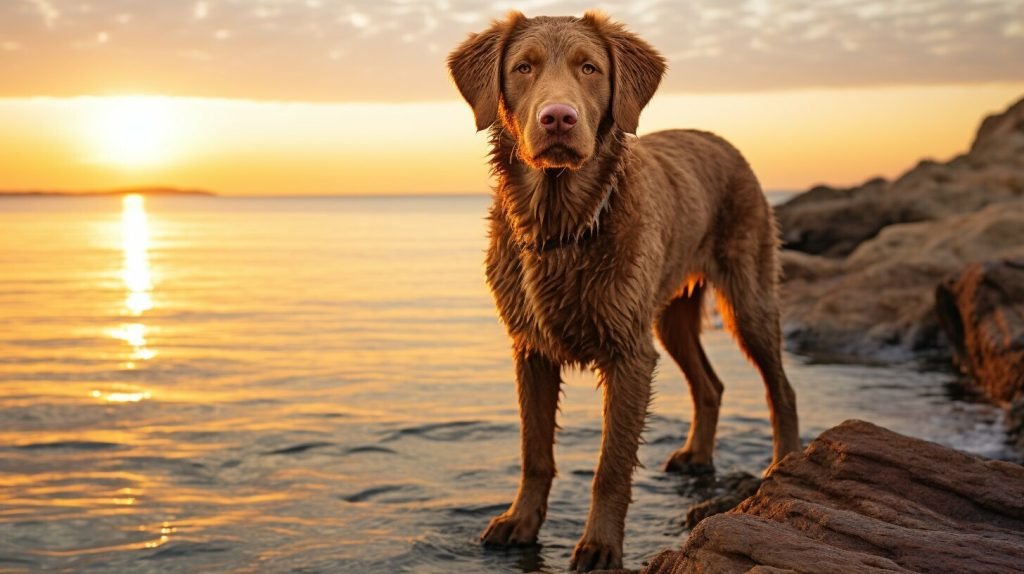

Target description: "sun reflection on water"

left=90, top=388, right=153, bottom=403
left=121, top=194, right=153, bottom=315
left=109, top=194, right=156, bottom=378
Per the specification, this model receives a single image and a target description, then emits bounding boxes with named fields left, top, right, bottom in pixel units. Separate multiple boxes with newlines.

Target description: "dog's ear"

left=448, top=11, right=525, bottom=132
left=584, top=11, right=666, bottom=134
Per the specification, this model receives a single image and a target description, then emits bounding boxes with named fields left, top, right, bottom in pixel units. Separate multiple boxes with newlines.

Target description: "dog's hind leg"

left=481, top=349, right=561, bottom=546
left=715, top=229, right=800, bottom=469
left=655, top=283, right=723, bottom=475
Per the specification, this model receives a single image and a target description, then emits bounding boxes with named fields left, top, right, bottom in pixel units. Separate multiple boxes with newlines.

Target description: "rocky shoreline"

left=777, top=95, right=1024, bottom=437
left=640, top=420, right=1024, bottom=574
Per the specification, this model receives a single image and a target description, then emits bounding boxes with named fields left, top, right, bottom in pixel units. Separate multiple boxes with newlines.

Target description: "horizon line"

left=0, top=189, right=804, bottom=199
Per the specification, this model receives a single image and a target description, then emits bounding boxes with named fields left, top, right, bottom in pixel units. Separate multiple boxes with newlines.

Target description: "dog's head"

left=448, top=12, right=665, bottom=170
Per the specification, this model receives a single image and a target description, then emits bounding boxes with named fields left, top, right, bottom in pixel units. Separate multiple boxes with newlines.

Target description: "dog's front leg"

left=481, top=349, right=561, bottom=546
left=571, top=346, right=657, bottom=572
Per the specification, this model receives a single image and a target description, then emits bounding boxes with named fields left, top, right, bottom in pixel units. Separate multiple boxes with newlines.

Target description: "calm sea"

left=0, top=195, right=1010, bottom=573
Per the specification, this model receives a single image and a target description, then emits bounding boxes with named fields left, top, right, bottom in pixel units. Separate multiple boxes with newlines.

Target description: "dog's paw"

left=570, top=538, right=622, bottom=572
left=480, top=511, right=542, bottom=546
left=664, top=449, right=715, bottom=475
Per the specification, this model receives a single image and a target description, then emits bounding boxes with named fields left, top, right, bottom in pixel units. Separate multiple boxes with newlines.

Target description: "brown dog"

left=448, top=11, right=799, bottom=572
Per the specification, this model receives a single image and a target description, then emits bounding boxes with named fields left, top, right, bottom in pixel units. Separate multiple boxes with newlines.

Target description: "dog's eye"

left=582, top=63, right=597, bottom=75
left=515, top=63, right=532, bottom=74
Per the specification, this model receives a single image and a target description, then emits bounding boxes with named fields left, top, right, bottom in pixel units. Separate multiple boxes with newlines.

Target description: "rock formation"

left=936, top=258, right=1024, bottom=447
left=775, top=97, right=1024, bottom=259
left=776, top=96, right=1024, bottom=362
left=640, top=420, right=1024, bottom=574
left=781, top=203, right=1024, bottom=360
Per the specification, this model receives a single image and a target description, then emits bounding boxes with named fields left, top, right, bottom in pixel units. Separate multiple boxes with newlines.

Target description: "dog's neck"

left=489, top=124, right=627, bottom=252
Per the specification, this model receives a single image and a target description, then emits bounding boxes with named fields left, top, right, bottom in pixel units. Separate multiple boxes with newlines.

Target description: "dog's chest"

left=512, top=245, right=631, bottom=361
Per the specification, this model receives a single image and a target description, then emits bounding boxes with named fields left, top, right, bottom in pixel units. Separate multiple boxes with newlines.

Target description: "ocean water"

left=0, top=194, right=1011, bottom=573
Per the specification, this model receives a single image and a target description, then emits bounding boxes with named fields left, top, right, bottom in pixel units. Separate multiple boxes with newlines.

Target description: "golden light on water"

left=90, top=388, right=153, bottom=403
left=110, top=323, right=147, bottom=348
left=121, top=194, right=153, bottom=315
left=90, top=96, right=179, bottom=168
left=143, top=536, right=169, bottom=550
left=108, top=193, right=156, bottom=376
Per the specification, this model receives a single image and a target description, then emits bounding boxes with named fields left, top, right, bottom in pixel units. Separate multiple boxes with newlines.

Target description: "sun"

left=90, top=96, right=179, bottom=168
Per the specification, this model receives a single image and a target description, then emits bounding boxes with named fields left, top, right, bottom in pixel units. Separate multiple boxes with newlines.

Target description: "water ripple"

left=342, top=445, right=397, bottom=456
left=381, top=420, right=516, bottom=443
left=13, top=441, right=123, bottom=452
left=263, top=442, right=334, bottom=456
left=144, top=541, right=233, bottom=560
left=341, top=484, right=419, bottom=504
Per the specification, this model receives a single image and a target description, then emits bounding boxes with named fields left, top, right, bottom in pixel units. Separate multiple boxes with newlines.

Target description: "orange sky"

left=1, top=1, right=1022, bottom=195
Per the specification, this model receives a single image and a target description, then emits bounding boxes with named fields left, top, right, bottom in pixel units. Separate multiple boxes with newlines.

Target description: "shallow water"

left=0, top=195, right=1010, bottom=573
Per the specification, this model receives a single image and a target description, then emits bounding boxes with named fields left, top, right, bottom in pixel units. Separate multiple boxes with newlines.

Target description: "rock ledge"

left=641, top=420, right=1024, bottom=574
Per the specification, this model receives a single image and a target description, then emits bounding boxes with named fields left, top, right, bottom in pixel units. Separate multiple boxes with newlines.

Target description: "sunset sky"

left=1, top=0, right=1023, bottom=195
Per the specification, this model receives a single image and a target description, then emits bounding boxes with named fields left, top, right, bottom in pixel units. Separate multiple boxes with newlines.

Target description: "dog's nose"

left=538, top=104, right=578, bottom=133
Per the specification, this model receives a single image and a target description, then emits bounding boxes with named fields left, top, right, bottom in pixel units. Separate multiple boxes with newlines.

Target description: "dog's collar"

left=531, top=184, right=614, bottom=255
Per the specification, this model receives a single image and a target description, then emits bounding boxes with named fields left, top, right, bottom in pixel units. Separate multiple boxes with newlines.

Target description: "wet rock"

left=781, top=202, right=1024, bottom=361
left=936, top=258, right=1024, bottom=448
left=775, top=96, right=1024, bottom=259
left=1010, top=400, right=1024, bottom=452
left=682, top=472, right=761, bottom=529
left=641, top=420, right=1024, bottom=574
left=935, top=257, right=1024, bottom=404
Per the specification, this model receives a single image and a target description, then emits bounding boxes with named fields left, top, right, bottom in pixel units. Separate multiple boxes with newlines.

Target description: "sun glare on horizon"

left=89, top=96, right=180, bottom=168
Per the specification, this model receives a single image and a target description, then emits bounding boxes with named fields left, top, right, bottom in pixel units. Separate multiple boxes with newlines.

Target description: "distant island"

left=0, top=186, right=216, bottom=197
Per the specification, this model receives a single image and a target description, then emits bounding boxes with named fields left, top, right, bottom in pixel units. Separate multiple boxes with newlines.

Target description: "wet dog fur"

left=448, top=11, right=800, bottom=572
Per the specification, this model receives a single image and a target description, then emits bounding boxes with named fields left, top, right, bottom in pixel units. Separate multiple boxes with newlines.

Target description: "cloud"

left=25, top=0, right=59, bottom=29
left=193, top=1, right=209, bottom=21
left=0, top=0, right=1021, bottom=101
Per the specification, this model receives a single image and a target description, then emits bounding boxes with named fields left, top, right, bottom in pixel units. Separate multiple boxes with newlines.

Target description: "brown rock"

left=682, top=473, right=763, bottom=529
left=775, top=178, right=899, bottom=258
left=775, top=96, right=1024, bottom=361
left=641, top=420, right=1024, bottom=574
left=936, top=258, right=1024, bottom=405
left=778, top=249, right=840, bottom=283
left=935, top=257, right=1024, bottom=449
left=782, top=202, right=1024, bottom=360
left=974, top=98, right=1024, bottom=158
left=775, top=96, right=1024, bottom=258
